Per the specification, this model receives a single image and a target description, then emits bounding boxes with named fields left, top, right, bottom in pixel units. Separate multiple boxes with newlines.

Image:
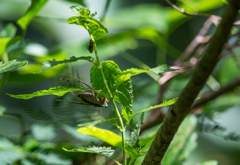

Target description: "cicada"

left=87, top=39, right=93, bottom=53
left=57, top=75, right=109, bottom=108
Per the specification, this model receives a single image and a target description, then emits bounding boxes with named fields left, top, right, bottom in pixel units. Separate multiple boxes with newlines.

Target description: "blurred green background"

left=0, top=0, right=240, bottom=164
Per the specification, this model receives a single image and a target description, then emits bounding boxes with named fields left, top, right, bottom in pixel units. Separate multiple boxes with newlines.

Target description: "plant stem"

left=91, top=35, right=127, bottom=165
left=112, top=99, right=126, bottom=165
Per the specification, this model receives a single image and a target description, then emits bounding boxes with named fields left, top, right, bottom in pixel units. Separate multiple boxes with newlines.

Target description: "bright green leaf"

left=196, top=160, right=218, bottom=165
left=63, top=146, right=121, bottom=165
left=67, top=6, right=108, bottom=40
left=116, top=64, right=175, bottom=86
left=17, top=0, right=48, bottom=30
left=62, top=125, right=99, bottom=143
left=0, top=36, right=22, bottom=56
left=38, top=56, right=95, bottom=72
left=77, top=126, right=122, bottom=148
left=116, top=68, right=149, bottom=86
left=0, top=105, right=6, bottom=116
left=127, top=98, right=177, bottom=125
left=162, top=115, right=198, bottom=165
left=0, top=38, right=11, bottom=55
left=7, top=86, right=102, bottom=100
left=23, top=139, right=39, bottom=151
left=78, top=118, right=118, bottom=127
left=0, top=59, right=28, bottom=74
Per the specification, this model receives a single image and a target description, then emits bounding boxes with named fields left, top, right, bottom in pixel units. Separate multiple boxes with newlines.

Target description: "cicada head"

left=101, top=98, right=110, bottom=108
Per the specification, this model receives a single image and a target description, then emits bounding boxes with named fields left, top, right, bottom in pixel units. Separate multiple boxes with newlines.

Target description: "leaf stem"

left=91, top=35, right=127, bottom=165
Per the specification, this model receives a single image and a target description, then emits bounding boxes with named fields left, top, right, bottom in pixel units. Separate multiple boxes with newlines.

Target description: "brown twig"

left=175, top=17, right=213, bottom=64
left=142, top=0, right=240, bottom=164
left=165, top=0, right=212, bottom=18
left=192, top=77, right=240, bottom=108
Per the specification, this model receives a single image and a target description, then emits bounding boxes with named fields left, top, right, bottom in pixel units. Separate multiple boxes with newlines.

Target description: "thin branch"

left=165, top=0, right=213, bottom=18
left=175, top=17, right=213, bottom=64
left=142, top=0, right=240, bottom=164
left=192, top=77, right=240, bottom=108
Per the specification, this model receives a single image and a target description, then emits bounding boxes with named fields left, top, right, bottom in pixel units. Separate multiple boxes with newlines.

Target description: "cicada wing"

left=58, top=75, right=93, bottom=89
left=56, top=99, right=96, bottom=106
left=58, top=75, right=95, bottom=103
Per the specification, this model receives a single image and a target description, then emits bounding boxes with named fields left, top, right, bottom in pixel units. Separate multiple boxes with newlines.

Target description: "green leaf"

left=38, top=56, right=95, bottom=72
left=128, top=113, right=144, bottom=148
left=90, top=61, right=134, bottom=121
left=0, top=36, right=22, bottom=56
left=23, top=139, right=39, bottom=151
left=126, top=113, right=145, bottom=164
left=126, top=145, right=147, bottom=165
left=127, top=98, right=177, bottom=125
left=78, top=117, right=118, bottom=127
left=7, top=86, right=103, bottom=100
left=17, top=0, right=48, bottom=30
left=0, top=105, right=6, bottom=116
left=150, top=64, right=176, bottom=74
left=90, top=61, right=122, bottom=97
left=0, top=23, right=16, bottom=38
left=67, top=6, right=108, bottom=40
left=63, top=146, right=121, bottom=165
left=31, top=124, right=56, bottom=141
left=196, top=160, right=218, bottom=165
left=0, top=59, right=28, bottom=74
left=0, top=38, right=11, bottom=55
left=117, top=80, right=134, bottom=121
left=162, top=115, right=198, bottom=165
left=77, top=126, right=122, bottom=148
left=124, top=145, right=138, bottom=158
left=116, top=64, right=175, bottom=86
left=0, top=24, right=20, bottom=56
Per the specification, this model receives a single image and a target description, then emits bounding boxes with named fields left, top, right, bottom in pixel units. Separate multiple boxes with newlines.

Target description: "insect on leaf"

left=58, top=76, right=109, bottom=107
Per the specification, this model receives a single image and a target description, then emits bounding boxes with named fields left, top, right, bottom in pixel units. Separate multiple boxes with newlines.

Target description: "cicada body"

left=57, top=75, right=109, bottom=107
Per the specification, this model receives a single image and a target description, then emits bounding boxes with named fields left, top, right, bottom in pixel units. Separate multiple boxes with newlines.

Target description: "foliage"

left=197, top=116, right=240, bottom=141
left=67, top=6, right=108, bottom=40
left=0, top=59, right=28, bottom=74
left=64, top=146, right=121, bottom=165
left=1, top=0, right=239, bottom=165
